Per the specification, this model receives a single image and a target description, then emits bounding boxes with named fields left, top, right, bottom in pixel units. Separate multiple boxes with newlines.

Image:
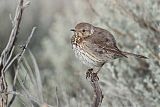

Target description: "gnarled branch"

left=0, top=0, right=34, bottom=107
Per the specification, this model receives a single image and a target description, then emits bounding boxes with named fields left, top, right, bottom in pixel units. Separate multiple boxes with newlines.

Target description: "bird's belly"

left=72, top=45, right=103, bottom=68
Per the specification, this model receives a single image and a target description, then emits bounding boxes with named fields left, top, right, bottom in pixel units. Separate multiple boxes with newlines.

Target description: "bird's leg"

left=86, top=68, right=93, bottom=79
left=90, top=67, right=102, bottom=82
left=86, top=67, right=102, bottom=81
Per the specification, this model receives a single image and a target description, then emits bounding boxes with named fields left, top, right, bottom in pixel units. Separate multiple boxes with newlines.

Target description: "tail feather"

left=122, top=51, right=148, bottom=59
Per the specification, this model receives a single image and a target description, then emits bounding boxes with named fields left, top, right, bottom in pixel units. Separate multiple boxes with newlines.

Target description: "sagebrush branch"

left=8, top=27, right=36, bottom=107
left=90, top=80, right=103, bottom=107
left=87, top=72, right=103, bottom=107
left=0, top=0, right=33, bottom=107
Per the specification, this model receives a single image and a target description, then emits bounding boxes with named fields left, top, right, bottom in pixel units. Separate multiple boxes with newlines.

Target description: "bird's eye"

left=82, top=29, right=85, bottom=32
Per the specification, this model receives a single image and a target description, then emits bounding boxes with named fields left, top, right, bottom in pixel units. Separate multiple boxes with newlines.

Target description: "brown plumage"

left=71, top=22, right=147, bottom=79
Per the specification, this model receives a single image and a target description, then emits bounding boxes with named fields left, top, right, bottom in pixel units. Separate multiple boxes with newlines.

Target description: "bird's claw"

left=86, top=68, right=93, bottom=79
left=86, top=68, right=99, bottom=82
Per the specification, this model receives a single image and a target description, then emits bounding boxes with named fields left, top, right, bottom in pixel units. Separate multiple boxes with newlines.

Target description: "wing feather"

left=83, top=27, right=127, bottom=61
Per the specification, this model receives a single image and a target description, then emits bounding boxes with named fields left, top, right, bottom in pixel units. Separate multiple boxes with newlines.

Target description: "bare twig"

left=0, top=0, right=25, bottom=106
left=7, top=91, right=54, bottom=107
left=1, top=46, right=15, bottom=73
left=23, top=1, right=31, bottom=9
left=8, top=27, right=36, bottom=107
left=0, top=0, right=33, bottom=107
left=28, top=49, right=44, bottom=103
left=55, top=87, right=59, bottom=107
left=1, top=0, right=24, bottom=58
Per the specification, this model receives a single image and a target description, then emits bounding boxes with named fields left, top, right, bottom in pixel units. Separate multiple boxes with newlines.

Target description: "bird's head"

left=71, top=22, right=95, bottom=37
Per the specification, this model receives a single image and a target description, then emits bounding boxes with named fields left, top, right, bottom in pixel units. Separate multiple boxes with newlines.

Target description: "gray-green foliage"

left=0, top=0, right=160, bottom=107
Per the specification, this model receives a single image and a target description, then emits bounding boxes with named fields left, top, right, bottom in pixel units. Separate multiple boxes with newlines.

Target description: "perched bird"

left=71, top=22, right=147, bottom=81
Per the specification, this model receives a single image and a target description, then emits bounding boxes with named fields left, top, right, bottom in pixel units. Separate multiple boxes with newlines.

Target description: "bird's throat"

left=75, top=36, right=83, bottom=44
left=72, top=34, right=90, bottom=46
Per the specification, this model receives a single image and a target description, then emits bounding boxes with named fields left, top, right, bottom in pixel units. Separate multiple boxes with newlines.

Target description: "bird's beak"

left=70, top=29, right=76, bottom=32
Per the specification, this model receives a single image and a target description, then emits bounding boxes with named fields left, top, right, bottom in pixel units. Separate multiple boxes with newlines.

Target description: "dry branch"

left=8, top=27, right=36, bottom=107
left=85, top=68, right=104, bottom=107
left=90, top=79, right=103, bottom=107
left=0, top=0, right=34, bottom=107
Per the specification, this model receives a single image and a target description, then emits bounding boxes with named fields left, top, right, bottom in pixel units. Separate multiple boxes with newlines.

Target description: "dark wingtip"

left=122, top=51, right=148, bottom=59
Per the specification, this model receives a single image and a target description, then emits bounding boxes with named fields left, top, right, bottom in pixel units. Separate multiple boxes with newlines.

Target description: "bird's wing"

left=83, top=27, right=127, bottom=60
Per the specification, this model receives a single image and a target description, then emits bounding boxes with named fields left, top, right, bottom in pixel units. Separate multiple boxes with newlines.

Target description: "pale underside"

left=72, top=44, right=106, bottom=68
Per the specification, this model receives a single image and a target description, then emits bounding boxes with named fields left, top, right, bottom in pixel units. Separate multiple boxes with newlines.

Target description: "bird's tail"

left=122, top=51, right=148, bottom=59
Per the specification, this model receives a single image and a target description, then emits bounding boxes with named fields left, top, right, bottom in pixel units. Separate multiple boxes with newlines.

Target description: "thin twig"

left=0, top=0, right=25, bottom=106
left=7, top=91, right=54, bottom=107
left=1, top=0, right=24, bottom=58
left=2, top=46, right=15, bottom=73
left=8, top=27, right=36, bottom=107
left=55, top=87, right=59, bottom=107
left=0, top=0, right=34, bottom=106
left=28, top=49, right=44, bottom=103
left=3, top=53, right=20, bottom=74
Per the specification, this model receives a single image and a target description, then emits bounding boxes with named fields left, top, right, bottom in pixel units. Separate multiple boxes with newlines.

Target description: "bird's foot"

left=86, top=68, right=93, bottom=79
left=91, top=72, right=99, bottom=82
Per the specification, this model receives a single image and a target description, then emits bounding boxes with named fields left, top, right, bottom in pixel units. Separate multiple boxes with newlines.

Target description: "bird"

left=70, top=22, right=147, bottom=81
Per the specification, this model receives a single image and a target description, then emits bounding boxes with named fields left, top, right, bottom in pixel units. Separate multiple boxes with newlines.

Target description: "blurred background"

left=0, top=0, right=160, bottom=107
